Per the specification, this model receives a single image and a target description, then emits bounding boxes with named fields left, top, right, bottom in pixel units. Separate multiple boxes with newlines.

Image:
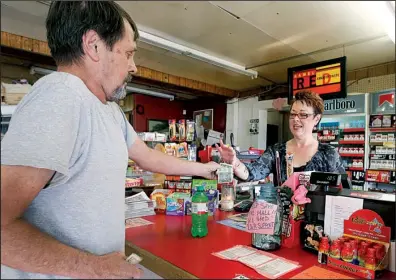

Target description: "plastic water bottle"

left=191, top=186, right=208, bottom=238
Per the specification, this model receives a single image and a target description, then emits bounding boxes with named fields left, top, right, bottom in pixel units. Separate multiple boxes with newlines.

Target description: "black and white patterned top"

left=244, top=142, right=345, bottom=185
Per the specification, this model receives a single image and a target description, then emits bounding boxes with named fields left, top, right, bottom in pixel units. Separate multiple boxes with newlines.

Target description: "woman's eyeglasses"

left=289, top=113, right=315, bottom=119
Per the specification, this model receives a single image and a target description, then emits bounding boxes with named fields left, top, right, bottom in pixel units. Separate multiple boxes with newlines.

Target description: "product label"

left=192, top=202, right=208, bottom=214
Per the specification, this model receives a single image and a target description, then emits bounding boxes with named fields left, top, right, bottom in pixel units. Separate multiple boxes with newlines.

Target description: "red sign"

left=365, top=170, right=390, bottom=184
left=344, top=209, right=391, bottom=243
left=378, top=92, right=395, bottom=107
left=292, top=64, right=341, bottom=95
left=288, top=56, right=347, bottom=101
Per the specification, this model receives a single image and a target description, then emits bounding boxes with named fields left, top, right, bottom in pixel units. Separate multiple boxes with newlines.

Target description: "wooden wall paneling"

left=1, top=31, right=237, bottom=98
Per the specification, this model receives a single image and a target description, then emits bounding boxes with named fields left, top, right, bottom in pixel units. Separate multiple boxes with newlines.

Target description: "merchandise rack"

left=316, top=124, right=366, bottom=190
left=366, top=114, right=395, bottom=192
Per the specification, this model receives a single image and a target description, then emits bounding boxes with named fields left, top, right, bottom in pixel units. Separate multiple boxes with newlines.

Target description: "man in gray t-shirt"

left=1, top=2, right=219, bottom=279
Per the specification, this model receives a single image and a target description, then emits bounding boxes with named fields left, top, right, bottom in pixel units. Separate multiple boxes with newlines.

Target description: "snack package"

left=187, top=144, right=197, bottom=161
left=186, top=120, right=195, bottom=141
left=150, top=189, right=173, bottom=213
left=176, top=142, right=188, bottom=158
left=169, top=119, right=177, bottom=141
left=166, top=192, right=191, bottom=216
left=178, top=119, right=186, bottom=141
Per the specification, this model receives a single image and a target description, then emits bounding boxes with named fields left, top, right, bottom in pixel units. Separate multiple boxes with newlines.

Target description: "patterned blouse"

left=244, top=142, right=345, bottom=185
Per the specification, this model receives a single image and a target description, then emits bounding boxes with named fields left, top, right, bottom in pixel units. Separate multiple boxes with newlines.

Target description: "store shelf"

left=339, top=153, right=364, bottom=158
left=370, top=142, right=395, bottom=147
left=367, top=168, right=396, bottom=172
left=346, top=167, right=364, bottom=171
left=338, top=140, right=365, bottom=145
left=369, top=127, right=396, bottom=133
left=343, top=128, right=365, bottom=133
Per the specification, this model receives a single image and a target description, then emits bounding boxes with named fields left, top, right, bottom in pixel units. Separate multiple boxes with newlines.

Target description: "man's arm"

left=1, top=165, right=141, bottom=279
left=128, top=138, right=218, bottom=179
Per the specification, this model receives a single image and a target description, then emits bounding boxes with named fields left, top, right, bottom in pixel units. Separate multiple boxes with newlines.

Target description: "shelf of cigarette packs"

left=365, top=114, right=396, bottom=194
left=316, top=121, right=366, bottom=190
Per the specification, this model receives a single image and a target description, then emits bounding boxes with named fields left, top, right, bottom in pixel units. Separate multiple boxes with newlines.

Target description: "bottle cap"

left=197, top=185, right=205, bottom=192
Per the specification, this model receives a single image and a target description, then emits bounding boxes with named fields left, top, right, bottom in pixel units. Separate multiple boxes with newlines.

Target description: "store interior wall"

left=131, top=94, right=227, bottom=133
left=1, top=61, right=228, bottom=134
left=226, top=71, right=396, bottom=151
left=1, top=63, right=39, bottom=84
left=132, top=94, right=185, bottom=132
left=184, top=99, right=227, bottom=133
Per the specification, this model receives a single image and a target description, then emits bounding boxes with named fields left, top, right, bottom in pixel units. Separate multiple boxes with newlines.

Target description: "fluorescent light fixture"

left=29, top=66, right=175, bottom=100
left=139, top=30, right=258, bottom=79
left=34, top=0, right=258, bottom=78
left=30, top=66, right=54, bottom=75
left=362, top=1, right=395, bottom=44
left=126, top=86, right=174, bottom=101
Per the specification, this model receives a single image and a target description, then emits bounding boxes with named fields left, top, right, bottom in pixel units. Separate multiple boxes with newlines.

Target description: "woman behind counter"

left=217, top=90, right=345, bottom=185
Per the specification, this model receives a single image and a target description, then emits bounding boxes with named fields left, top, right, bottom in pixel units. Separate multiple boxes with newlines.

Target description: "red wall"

left=133, top=94, right=184, bottom=132
left=132, top=94, right=227, bottom=133
left=185, top=100, right=227, bottom=133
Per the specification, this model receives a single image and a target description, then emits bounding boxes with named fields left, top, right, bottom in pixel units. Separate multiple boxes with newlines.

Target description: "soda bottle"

left=191, top=185, right=208, bottom=238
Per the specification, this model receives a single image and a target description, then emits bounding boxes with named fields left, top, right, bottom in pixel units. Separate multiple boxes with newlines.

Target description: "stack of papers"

left=213, top=245, right=300, bottom=279
left=125, top=191, right=156, bottom=219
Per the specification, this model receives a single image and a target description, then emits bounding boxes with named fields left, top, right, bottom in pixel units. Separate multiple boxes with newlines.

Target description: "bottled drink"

left=318, top=237, right=330, bottom=264
left=191, top=186, right=208, bottom=238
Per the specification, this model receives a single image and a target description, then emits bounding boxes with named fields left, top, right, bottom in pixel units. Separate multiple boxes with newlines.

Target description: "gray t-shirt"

left=1, top=72, right=137, bottom=279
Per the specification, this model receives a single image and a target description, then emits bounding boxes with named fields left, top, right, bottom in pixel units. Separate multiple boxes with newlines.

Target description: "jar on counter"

left=251, top=184, right=283, bottom=251
left=220, top=184, right=235, bottom=211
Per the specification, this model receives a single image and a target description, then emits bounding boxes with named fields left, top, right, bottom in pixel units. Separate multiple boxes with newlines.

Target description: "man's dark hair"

left=46, top=1, right=139, bottom=66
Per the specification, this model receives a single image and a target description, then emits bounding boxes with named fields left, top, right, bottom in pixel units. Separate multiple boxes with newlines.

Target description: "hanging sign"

left=287, top=56, right=347, bottom=101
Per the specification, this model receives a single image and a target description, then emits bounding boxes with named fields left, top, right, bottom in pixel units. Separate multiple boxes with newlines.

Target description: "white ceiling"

left=1, top=1, right=395, bottom=91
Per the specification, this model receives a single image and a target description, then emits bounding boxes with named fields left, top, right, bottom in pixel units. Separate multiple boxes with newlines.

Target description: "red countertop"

left=125, top=211, right=394, bottom=279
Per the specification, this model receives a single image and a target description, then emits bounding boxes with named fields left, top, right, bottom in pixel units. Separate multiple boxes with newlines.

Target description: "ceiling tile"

left=242, top=1, right=389, bottom=54
left=256, top=56, right=317, bottom=83
left=208, top=1, right=272, bottom=18
left=309, top=36, right=396, bottom=71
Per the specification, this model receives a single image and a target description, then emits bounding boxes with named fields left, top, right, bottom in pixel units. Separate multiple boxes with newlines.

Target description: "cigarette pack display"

left=382, top=116, right=392, bottom=127
left=370, top=115, right=382, bottom=128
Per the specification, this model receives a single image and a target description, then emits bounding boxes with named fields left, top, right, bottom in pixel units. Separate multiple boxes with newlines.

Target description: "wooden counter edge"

left=125, top=240, right=198, bottom=279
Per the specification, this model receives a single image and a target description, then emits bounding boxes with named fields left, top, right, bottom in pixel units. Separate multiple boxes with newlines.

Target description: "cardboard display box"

left=326, top=209, right=391, bottom=279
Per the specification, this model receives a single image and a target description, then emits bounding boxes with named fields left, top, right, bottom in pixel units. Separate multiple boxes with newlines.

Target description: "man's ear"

left=82, top=30, right=100, bottom=62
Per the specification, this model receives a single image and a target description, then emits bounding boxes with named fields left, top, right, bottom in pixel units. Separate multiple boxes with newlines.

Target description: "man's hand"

left=197, top=161, right=220, bottom=180
left=215, top=140, right=237, bottom=168
left=95, top=252, right=143, bottom=279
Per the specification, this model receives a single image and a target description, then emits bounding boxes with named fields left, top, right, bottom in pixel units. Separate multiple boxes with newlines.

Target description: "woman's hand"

left=215, top=140, right=237, bottom=168
left=215, top=140, right=249, bottom=180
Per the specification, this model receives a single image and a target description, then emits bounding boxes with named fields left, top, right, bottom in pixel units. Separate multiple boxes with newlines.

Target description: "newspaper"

left=125, top=191, right=151, bottom=203
left=125, top=191, right=156, bottom=219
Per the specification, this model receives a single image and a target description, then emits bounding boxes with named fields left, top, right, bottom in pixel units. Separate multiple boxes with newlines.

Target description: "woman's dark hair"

left=46, top=1, right=139, bottom=66
left=291, top=90, right=324, bottom=116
